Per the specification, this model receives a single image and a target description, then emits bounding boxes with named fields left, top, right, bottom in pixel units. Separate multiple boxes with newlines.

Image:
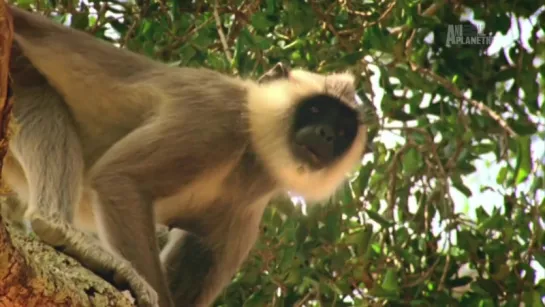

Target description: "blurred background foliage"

left=8, top=0, right=545, bottom=306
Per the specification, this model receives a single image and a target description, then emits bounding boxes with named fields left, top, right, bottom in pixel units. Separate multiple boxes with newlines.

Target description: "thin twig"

left=120, top=18, right=139, bottom=48
left=89, top=4, right=109, bottom=34
left=213, top=1, right=233, bottom=63
left=438, top=254, right=451, bottom=291
left=365, top=1, right=396, bottom=27
left=402, top=257, right=441, bottom=288
left=293, top=290, right=314, bottom=307
left=158, top=18, right=214, bottom=55
left=120, top=0, right=151, bottom=48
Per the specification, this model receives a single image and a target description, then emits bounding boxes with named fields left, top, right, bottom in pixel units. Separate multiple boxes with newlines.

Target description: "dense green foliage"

left=11, top=0, right=545, bottom=305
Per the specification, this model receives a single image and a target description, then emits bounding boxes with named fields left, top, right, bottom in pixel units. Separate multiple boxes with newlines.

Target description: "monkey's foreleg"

left=10, top=87, right=159, bottom=307
left=162, top=202, right=268, bottom=306
left=87, top=123, right=176, bottom=307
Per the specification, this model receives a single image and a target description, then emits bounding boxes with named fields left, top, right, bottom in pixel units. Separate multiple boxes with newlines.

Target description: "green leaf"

left=381, top=268, right=399, bottom=292
left=496, top=166, right=509, bottom=185
left=451, top=175, right=473, bottom=197
left=345, top=225, right=374, bottom=255
left=514, top=136, right=532, bottom=184
left=495, top=67, right=517, bottom=82
left=365, top=210, right=394, bottom=228
left=265, top=0, right=276, bottom=14
left=243, top=290, right=266, bottom=307
left=354, top=162, right=373, bottom=196
left=477, top=213, right=504, bottom=231
left=523, top=290, right=545, bottom=307
left=324, top=208, right=341, bottom=242
left=251, top=12, right=274, bottom=32
left=295, top=220, right=308, bottom=245
left=402, top=148, right=423, bottom=174
left=509, top=119, right=538, bottom=135
left=71, top=12, right=89, bottom=30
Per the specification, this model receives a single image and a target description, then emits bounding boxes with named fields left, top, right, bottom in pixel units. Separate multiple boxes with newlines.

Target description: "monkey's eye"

left=310, top=106, right=320, bottom=113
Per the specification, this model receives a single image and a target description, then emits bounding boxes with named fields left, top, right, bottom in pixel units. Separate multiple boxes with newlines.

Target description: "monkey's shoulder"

left=136, top=67, right=251, bottom=122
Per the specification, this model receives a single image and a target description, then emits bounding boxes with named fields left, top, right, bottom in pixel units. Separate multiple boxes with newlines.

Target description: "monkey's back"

left=74, top=67, right=278, bottom=235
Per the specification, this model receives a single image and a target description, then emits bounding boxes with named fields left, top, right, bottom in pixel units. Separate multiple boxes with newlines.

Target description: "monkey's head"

left=249, top=63, right=367, bottom=202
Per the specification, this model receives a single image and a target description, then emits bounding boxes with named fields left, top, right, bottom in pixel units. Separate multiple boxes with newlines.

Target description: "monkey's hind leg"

left=10, top=86, right=158, bottom=307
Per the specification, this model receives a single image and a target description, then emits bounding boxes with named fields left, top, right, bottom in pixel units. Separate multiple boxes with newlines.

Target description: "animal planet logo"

left=446, top=23, right=493, bottom=47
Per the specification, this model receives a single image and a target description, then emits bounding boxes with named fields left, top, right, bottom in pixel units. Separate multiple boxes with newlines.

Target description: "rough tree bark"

left=0, top=215, right=136, bottom=306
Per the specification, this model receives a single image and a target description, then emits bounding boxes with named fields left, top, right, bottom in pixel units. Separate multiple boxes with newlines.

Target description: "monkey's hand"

left=27, top=212, right=159, bottom=307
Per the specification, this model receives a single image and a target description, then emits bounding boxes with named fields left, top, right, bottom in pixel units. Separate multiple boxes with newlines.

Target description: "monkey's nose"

left=316, top=125, right=335, bottom=143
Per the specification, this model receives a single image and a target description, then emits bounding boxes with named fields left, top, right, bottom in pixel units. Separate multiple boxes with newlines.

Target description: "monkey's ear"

left=257, top=62, right=291, bottom=84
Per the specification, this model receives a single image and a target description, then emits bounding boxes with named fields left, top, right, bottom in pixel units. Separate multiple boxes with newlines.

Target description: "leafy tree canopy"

left=10, top=0, right=545, bottom=306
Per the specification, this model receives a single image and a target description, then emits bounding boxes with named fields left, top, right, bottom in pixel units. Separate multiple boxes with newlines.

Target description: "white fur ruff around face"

left=247, top=70, right=367, bottom=203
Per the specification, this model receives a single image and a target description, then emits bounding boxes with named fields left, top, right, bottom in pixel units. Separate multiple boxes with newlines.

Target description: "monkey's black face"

left=290, top=95, right=360, bottom=169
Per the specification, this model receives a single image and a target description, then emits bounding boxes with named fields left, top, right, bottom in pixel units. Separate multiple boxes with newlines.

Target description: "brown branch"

left=415, top=66, right=517, bottom=137
left=365, top=1, right=396, bottom=27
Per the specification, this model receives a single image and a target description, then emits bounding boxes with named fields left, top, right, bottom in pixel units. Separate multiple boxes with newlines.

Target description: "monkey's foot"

left=28, top=214, right=160, bottom=307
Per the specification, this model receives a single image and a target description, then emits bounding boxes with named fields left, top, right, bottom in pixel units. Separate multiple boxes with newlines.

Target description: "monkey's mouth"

left=294, top=144, right=325, bottom=169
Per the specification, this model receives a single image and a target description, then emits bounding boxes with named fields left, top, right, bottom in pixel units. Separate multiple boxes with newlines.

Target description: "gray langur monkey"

left=3, top=5, right=369, bottom=307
